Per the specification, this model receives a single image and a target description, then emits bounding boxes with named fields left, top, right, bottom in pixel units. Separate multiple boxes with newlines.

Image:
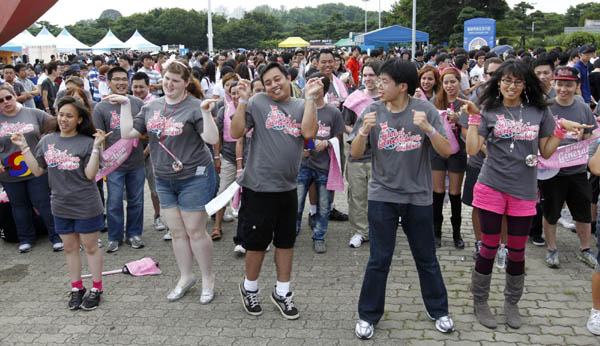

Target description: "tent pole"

left=411, top=0, right=416, bottom=60
left=207, top=0, right=214, bottom=54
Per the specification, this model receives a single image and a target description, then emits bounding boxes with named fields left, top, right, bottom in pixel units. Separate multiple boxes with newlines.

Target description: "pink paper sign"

left=95, top=138, right=139, bottom=181
left=537, top=137, right=596, bottom=170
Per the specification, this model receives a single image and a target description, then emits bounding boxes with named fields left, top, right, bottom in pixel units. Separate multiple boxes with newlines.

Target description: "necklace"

left=502, top=104, right=523, bottom=152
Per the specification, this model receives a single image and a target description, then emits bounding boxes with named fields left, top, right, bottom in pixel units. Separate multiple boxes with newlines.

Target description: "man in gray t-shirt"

left=231, top=63, right=321, bottom=319
left=93, top=67, right=146, bottom=252
left=350, top=60, right=455, bottom=339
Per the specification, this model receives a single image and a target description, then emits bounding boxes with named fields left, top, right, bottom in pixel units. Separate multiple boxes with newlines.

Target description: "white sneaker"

left=232, top=208, right=239, bottom=218
left=18, top=243, right=32, bottom=253
left=163, top=230, right=172, bottom=241
left=154, top=216, right=167, bottom=231
left=349, top=234, right=364, bottom=248
left=557, top=217, right=576, bottom=230
left=223, top=214, right=234, bottom=222
left=234, top=244, right=246, bottom=254
left=52, top=242, right=64, bottom=252
left=97, top=238, right=103, bottom=248
left=355, top=319, right=374, bottom=339
left=266, top=244, right=271, bottom=252
left=587, top=308, right=600, bottom=335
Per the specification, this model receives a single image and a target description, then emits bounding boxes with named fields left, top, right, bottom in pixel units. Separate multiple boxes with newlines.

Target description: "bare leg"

left=61, top=233, right=82, bottom=283
left=151, top=194, right=161, bottom=218
left=308, top=182, right=318, bottom=206
left=576, top=221, right=592, bottom=250
left=593, top=272, right=600, bottom=310
left=501, top=215, right=508, bottom=244
left=80, top=232, right=102, bottom=283
left=274, top=248, right=293, bottom=282
left=163, top=207, right=195, bottom=287
left=212, top=207, right=225, bottom=237
left=181, top=210, right=214, bottom=289
left=472, top=208, right=481, bottom=241
left=543, top=217, right=558, bottom=249
left=432, top=170, right=446, bottom=194
left=245, top=250, right=267, bottom=281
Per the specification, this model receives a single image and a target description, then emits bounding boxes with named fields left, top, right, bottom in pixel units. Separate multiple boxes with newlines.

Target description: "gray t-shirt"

left=457, top=86, right=488, bottom=169
left=326, top=83, right=342, bottom=109
left=16, top=78, right=36, bottom=108
left=93, top=95, right=145, bottom=172
left=0, top=107, right=52, bottom=183
left=548, top=99, right=597, bottom=176
left=35, top=133, right=104, bottom=219
left=477, top=105, right=555, bottom=200
left=302, top=104, right=345, bottom=174
left=343, top=95, right=379, bottom=163
left=237, top=93, right=306, bottom=192
left=349, top=98, right=447, bottom=205
left=216, top=106, right=237, bottom=165
left=133, top=96, right=212, bottom=180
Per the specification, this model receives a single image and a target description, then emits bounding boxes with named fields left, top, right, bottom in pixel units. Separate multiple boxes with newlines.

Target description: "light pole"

left=207, top=0, right=214, bottom=54
left=362, top=0, right=369, bottom=33
left=411, top=0, right=416, bottom=60
left=378, top=0, right=381, bottom=29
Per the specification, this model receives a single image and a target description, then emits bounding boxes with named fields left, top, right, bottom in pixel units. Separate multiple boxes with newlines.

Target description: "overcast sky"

left=38, top=0, right=591, bottom=27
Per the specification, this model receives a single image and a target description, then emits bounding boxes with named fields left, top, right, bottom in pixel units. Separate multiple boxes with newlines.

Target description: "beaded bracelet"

left=468, top=114, right=482, bottom=126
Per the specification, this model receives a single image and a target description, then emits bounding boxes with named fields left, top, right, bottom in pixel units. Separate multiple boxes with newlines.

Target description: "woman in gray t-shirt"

left=462, top=60, right=592, bottom=330
left=117, top=61, right=220, bottom=304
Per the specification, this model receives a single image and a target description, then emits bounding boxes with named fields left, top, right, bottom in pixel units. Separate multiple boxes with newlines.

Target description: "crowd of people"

left=1, top=41, right=600, bottom=338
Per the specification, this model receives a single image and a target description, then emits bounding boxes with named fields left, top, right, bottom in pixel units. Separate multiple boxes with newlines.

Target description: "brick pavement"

left=0, top=187, right=598, bottom=345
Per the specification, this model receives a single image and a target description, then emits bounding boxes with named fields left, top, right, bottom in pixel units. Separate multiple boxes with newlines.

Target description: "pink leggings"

left=475, top=208, right=533, bottom=276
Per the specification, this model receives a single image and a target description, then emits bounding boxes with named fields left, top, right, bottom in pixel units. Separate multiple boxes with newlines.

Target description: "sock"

left=276, top=281, right=290, bottom=297
left=310, top=205, right=317, bottom=215
left=71, top=279, right=84, bottom=291
left=92, top=280, right=103, bottom=292
left=244, top=277, right=258, bottom=292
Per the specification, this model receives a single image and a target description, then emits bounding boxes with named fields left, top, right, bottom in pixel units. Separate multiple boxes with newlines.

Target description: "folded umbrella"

left=82, top=257, right=161, bottom=278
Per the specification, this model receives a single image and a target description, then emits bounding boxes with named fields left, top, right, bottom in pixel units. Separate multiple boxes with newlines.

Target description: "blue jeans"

left=2, top=174, right=60, bottom=245
left=106, top=167, right=145, bottom=242
left=296, top=165, right=332, bottom=241
left=358, top=200, right=449, bottom=324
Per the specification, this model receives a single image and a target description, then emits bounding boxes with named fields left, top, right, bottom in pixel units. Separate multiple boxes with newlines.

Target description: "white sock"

left=331, top=202, right=336, bottom=209
left=276, top=281, right=290, bottom=297
left=244, top=277, right=258, bottom=292
left=310, top=205, right=317, bottom=215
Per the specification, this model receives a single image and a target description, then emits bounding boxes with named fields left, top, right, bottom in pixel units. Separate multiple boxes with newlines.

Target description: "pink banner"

left=537, top=137, right=596, bottom=170
left=332, top=74, right=349, bottom=99
left=343, top=91, right=375, bottom=119
left=326, top=138, right=344, bottom=191
left=95, top=138, right=139, bottom=181
left=438, top=110, right=460, bottom=155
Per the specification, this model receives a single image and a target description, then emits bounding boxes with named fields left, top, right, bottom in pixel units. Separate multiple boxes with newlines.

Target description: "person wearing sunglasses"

left=0, top=84, right=63, bottom=253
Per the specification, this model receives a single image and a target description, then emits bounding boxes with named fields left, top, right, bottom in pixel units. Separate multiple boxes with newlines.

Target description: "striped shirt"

left=138, top=67, right=162, bottom=96
left=88, top=68, right=100, bottom=101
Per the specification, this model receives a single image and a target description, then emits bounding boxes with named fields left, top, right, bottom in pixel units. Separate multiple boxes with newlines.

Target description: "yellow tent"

left=278, top=37, right=310, bottom=48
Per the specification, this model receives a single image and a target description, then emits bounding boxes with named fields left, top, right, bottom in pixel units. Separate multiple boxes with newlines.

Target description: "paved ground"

left=1, top=185, right=599, bottom=346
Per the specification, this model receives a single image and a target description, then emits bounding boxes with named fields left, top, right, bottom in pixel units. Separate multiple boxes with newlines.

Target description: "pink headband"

left=439, top=67, right=461, bottom=76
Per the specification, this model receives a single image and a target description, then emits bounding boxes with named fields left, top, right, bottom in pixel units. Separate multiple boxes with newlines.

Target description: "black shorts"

left=431, top=151, right=467, bottom=173
left=591, top=174, right=599, bottom=204
left=462, top=165, right=481, bottom=206
left=539, top=173, right=592, bottom=224
left=240, top=187, right=297, bottom=251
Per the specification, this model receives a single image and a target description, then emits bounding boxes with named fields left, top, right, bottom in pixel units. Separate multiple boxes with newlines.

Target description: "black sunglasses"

left=0, top=95, right=13, bottom=103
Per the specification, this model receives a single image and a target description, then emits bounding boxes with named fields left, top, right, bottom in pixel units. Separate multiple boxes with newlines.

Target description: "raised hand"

left=360, top=112, right=377, bottom=134
left=237, top=79, right=252, bottom=102
left=305, top=77, right=324, bottom=98
left=412, top=110, right=433, bottom=133
left=457, top=97, right=480, bottom=115
left=93, top=130, right=112, bottom=148
left=103, top=94, right=129, bottom=105
left=559, top=119, right=595, bottom=136
left=10, top=133, right=27, bottom=149
left=201, top=99, right=219, bottom=113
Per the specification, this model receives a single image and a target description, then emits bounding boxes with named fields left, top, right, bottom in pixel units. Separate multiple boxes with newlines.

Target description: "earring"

left=496, top=87, right=501, bottom=100
left=524, top=89, right=530, bottom=104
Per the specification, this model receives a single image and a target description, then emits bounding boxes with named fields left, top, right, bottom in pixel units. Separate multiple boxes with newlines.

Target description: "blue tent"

left=354, top=25, right=429, bottom=49
left=0, top=40, right=22, bottom=53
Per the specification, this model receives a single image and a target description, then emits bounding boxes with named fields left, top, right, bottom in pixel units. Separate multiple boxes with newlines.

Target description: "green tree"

left=100, top=9, right=122, bottom=21
left=449, top=6, right=486, bottom=47
left=563, top=31, right=597, bottom=48
left=29, top=21, right=62, bottom=36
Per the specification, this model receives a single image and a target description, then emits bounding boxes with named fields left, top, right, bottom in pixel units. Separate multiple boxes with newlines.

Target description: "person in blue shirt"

left=574, top=44, right=595, bottom=104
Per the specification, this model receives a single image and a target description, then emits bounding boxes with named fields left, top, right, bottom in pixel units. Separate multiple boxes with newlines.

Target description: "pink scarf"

left=222, top=94, right=236, bottom=143
left=95, top=138, right=139, bottom=181
left=326, top=138, right=344, bottom=191
left=332, top=74, right=349, bottom=99
left=438, top=110, right=460, bottom=155
left=344, top=90, right=375, bottom=117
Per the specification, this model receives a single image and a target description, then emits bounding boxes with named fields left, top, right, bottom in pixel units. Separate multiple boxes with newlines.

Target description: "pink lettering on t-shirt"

left=377, top=121, right=423, bottom=152
left=265, top=105, right=301, bottom=137
left=316, top=121, right=331, bottom=138
left=0, top=122, right=34, bottom=137
left=147, top=110, right=184, bottom=136
left=109, top=110, right=120, bottom=129
left=44, top=144, right=80, bottom=170
left=493, top=114, right=539, bottom=141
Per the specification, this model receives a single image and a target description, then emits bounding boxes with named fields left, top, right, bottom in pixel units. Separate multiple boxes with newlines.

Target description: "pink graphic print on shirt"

left=265, top=105, right=301, bottom=137
left=494, top=115, right=539, bottom=141
left=553, top=115, right=578, bottom=139
left=377, top=121, right=423, bottom=152
left=147, top=110, right=184, bottom=136
left=316, top=120, right=331, bottom=138
left=0, top=122, right=34, bottom=137
left=44, top=144, right=80, bottom=170
left=109, top=110, right=120, bottom=129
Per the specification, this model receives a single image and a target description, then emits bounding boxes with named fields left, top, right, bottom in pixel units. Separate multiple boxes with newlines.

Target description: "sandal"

left=211, top=229, right=222, bottom=241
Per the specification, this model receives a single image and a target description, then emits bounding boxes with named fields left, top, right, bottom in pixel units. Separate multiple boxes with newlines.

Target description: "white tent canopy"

left=9, top=30, right=36, bottom=47
left=55, top=28, right=89, bottom=53
left=91, top=29, right=129, bottom=53
left=32, top=26, right=57, bottom=46
left=124, top=30, right=160, bottom=52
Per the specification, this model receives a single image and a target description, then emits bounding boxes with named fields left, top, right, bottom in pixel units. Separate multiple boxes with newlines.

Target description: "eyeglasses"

left=501, top=79, right=525, bottom=87
left=110, top=78, right=129, bottom=82
left=0, top=95, right=14, bottom=103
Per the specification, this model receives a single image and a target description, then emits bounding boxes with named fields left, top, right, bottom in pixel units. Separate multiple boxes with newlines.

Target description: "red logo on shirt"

left=265, top=105, right=301, bottom=137
left=44, top=144, right=80, bottom=170
left=316, top=121, right=331, bottom=138
left=109, top=110, right=120, bottom=129
left=147, top=110, right=184, bottom=136
left=377, top=121, right=423, bottom=152
left=0, top=122, right=34, bottom=137
left=494, top=115, right=539, bottom=141
left=327, top=92, right=341, bottom=108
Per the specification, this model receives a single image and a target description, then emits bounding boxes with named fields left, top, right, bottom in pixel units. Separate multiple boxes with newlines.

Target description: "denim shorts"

left=155, top=165, right=216, bottom=212
left=54, top=214, right=104, bottom=235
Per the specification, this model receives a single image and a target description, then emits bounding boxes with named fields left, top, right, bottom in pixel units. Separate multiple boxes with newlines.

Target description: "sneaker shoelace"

left=590, top=311, right=600, bottom=325
left=246, top=291, right=260, bottom=308
left=282, top=294, right=296, bottom=311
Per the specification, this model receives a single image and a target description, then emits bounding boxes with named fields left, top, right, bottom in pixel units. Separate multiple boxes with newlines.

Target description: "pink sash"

left=438, top=110, right=460, bottom=155
left=332, top=74, right=349, bottom=99
left=344, top=90, right=375, bottom=117
left=415, top=88, right=429, bottom=101
left=223, top=99, right=236, bottom=143
left=326, top=138, right=344, bottom=191
left=537, top=136, right=596, bottom=169
left=95, top=138, right=139, bottom=181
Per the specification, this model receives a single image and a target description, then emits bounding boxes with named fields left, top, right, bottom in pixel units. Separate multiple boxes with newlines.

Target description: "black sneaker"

left=308, top=213, right=316, bottom=230
left=68, top=288, right=86, bottom=310
left=531, top=235, right=545, bottom=246
left=271, top=288, right=299, bottom=320
left=239, top=281, right=262, bottom=316
left=80, top=288, right=102, bottom=311
left=434, top=236, right=441, bottom=248
left=453, top=237, right=465, bottom=249
left=329, top=208, right=349, bottom=221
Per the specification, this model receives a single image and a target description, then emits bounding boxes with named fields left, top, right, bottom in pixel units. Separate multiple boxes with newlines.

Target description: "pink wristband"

left=426, top=127, right=436, bottom=137
left=358, top=128, right=369, bottom=137
left=468, top=114, right=482, bottom=126
left=553, top=124, right=567, bottom=140
left=21, top=147, right=30, bottom=155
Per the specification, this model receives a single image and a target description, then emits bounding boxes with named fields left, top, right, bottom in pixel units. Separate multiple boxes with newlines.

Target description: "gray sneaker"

left=578, top=249, right=598, bottom=268
left=545, top=248, right=560, bottom=268
left=313, top=240, right=326, bottom=254
left=126, top=236, right=145, bottom=249
left=106, top=240, right=122, bottom=253
left=163, top=230, right=172, bottom=241
left=355, top=319, right=374, bottom=339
